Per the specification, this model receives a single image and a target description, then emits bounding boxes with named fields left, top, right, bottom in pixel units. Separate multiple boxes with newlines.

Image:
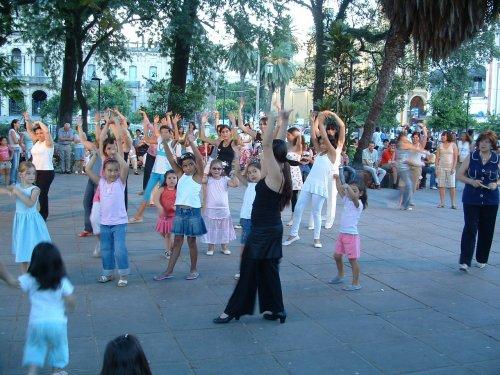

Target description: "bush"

left=0, top=123, right=10, bottom=137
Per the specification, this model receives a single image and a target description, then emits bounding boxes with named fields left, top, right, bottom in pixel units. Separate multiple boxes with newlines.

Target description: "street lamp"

left=91, top=72, right=102, bottom=119
left=255, top=50, right=261, bottom=125
left=265, top=62, right=273, bottom=110
left=465, top=91, right=471, bottom=132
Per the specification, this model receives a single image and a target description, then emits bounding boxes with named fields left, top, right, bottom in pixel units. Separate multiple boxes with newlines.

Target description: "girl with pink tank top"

left=85, top=149, right=130, bottom=287
left=201, top=159, right=239, bottom=255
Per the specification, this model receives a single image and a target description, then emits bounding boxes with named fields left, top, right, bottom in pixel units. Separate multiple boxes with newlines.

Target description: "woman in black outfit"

left=199, top=113, right=235, bottom=175
left=214, top=110, right=293, bottom=324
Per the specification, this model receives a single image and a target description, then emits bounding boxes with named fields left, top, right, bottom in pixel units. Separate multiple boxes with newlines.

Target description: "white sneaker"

left=324, top=222, right=333, bottom=229
left=283, top=236, right=300, bottom=246
left=308, top=225, right=314, bottom=230
left=221, top=249, right=231, bottom=255
left=234, top=273, right=240, bottom=280
left=313, top=241, right=323, bottom=248
left=206, top=250, right=214, bottom=256
left=459, top=263, right=469, bottom=272
left=286, top=219, right=293, bottom=227
left=475, top=262, right=486, bottom=269
left=234, top=224, right=242, bottom=229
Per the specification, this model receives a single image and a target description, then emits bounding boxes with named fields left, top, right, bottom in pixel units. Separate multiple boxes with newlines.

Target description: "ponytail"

left=279, top=161, right=293, bottom=211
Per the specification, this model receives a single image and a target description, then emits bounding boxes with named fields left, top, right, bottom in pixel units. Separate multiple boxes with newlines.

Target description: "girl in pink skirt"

left=154, top=170, right=178, bottom=259
left=202, top=159, right=239, bottom=255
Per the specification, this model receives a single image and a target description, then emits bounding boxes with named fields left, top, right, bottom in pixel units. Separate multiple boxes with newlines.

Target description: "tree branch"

left=345, top=27, right=388, bottom=44
left=291, top=0, right=312, bottom=11
left=335, top=0, right=353, bottom=21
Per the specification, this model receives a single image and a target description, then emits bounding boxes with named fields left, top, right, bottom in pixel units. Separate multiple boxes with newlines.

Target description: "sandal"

left=185, top=272, right=199, bottom=280
left=97, top=275, right=114, bottom=283
left=164, top=250, right=171, bottom=259
left=437, top=204, right=444, bottom=208
left=153, top=273, right=174, bottom=281
left=451, top=205, right=457, bottom=209
left=78, top=230, right=92, bottom=237
left=128, top=217, right=144, bottom=224
left=117, top=278, right=128, bottom=287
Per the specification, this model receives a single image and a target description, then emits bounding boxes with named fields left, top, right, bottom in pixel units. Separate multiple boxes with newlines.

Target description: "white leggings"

left=325, top=176, right=338, bottom=225
left=290, top=190, right=326, bottom=240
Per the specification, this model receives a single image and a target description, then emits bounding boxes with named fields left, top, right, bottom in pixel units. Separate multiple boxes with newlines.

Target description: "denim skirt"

left=172, top=207, right=207, bottom=237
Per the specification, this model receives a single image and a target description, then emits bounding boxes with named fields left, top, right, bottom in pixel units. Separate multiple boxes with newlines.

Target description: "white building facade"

left=0, top=36, right=170, bottom=124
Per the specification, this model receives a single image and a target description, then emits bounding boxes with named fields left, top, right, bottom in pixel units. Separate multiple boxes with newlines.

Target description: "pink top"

left=0, top=146, right=10, bottom=161
left=204, top=176, right=230, bottom=218
left=159, top=188, right=176, bottom=218
left=147, top=124, right=158, bottom=156
left=98, top=178, right=127, bottom=225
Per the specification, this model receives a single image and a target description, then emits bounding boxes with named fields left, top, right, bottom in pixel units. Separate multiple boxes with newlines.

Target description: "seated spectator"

left=379, top=139, right=389, bottom=161
left=381, top=140, right=398, bottom=188
left=420, top=152, right=437, bottom=189
left=339, top=148, right=356, bottom=184
left=362, top=141, right=386, bottom=189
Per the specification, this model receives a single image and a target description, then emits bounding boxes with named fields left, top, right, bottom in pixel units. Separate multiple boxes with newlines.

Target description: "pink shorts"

left=335, top=233, right=361, bottom=259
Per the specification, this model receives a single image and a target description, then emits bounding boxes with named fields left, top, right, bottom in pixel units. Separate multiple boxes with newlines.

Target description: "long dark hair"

left=272, top=139, right=292, bottom=211
left=351, top=177, right=368, bottom=210
left=161, top=169, right=178, bottom=188
left=10, top=119, right=19, bottom=129
left=100, top=334, right=152, bottom=375
left=28, top=242, right=66, bottom=290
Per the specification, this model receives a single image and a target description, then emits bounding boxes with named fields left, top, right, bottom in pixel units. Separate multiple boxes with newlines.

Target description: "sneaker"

left=313, top=241, right=322, bottom=248
left=164, top=250, right=172, bottom=259
left=459, top=263, right=469, bottom=272
left=234, top=224, right=242, bottom=229
left=328, top=276, right=344, bottom=284
left=234, top=273, right=240, bottom=280
left=286, top=219, right=293, bottom=227
left=324, top=222, right=333, bottom=229
left=92, top=243, right=101, bottom=258
left=307, top=225, right=314, bottom=230
left=431, top=186, right=438, bottom=190
left=221, top=248, right=231, bottom=255
left=342, top=284, right=362, bottom=291
left=475, top=262, right=486, bottom=269
left=206, top=250, right=214, bottom=256
left=282, top=236, right=300, bottom=246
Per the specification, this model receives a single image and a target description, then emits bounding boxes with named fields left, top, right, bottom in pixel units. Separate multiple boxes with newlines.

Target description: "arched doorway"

left=409, top=96, right=425, bottom=120
left=32, top=90, right=47, bottom=115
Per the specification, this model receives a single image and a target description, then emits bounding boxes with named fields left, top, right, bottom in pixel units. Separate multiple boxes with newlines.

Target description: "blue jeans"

left=100, top=224, right=129, bottom=276
left=399, top=169, right=413, bottom=209
left=9, top=148, right=20, bottom=184
left=143, top=172, right=164, bottom=202
left=420, top=166, right=436, bottom=188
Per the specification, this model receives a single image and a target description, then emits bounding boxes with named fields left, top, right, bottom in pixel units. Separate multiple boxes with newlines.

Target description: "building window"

left=471, top=77, right=485, bottom=97
left=9, top=91, right=24, bottom=116
left=87, top=64, right=96, bottom=80
left=35, top=54, right=45, bottom=77
left=11, top=48, right=22, bottom=75
left=32, top=90, right=47, bottom=115
left=129, top=65, right=137, bottom=80
left=131, top=96, right=137, bottom=111
left=149, top=66, right=157, bottom=79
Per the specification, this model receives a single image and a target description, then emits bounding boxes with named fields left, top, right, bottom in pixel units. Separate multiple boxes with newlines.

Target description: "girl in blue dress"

left=0, top=161, right=51, bottom=272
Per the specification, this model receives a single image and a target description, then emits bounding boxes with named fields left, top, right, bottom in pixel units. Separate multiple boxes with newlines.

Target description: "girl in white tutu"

left=201, top=159, right=239, bottom=255
left=0, top=161, right=51, bottom=272
left=153, top=170, right=178, bottom=259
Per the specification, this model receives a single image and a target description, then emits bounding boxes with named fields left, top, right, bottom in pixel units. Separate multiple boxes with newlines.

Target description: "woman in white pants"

left=283, top=111, right=342, bottom=248
left=324, top=121, right=345, bottom=229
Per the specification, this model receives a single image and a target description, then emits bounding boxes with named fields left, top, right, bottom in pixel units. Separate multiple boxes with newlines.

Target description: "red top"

left=160, top=188, right=176, bottom=218
left=381, top=149, right=395, bottom=165
left=0, top=146, right=10, bottom=161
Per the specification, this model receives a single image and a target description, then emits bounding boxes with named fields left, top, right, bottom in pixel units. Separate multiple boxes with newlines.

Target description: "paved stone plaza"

left=1, top=173, right=499, bottom=374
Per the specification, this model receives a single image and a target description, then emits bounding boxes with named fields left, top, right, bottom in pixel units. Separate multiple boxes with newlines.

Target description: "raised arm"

left=23, top=112, right=37, bottom=142
left=109, top=122, right=124, bottom=156
left=113, top=149, right=129, bottom=183
left=172, top=114, right=181, bottom=141
left=230, top=143, right=247, bottom=186
left=333, top=112, right=346, bottom=149
left=333, top=174, right=346, bottom=197
left=77, top=117, right=95, bottom=151
left=188, top=134, right=205, bottom=180
left=198, top=113, right=218, bottom=146
left=420, top=123, right=428, bottom=147
left=9, top=184, right=41, bottom=208
left=261, top=110, right=283, bottom=189
left=85, top=152, right=100, bottom=185
left=162, top=139, right=183, bottom=176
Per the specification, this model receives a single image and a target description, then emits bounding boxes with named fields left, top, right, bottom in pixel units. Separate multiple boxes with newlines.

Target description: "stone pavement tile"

left=0, top=295, right=22, bottom=317
left=290, top=294, right=370, bottom=319
left=132, top=332, right=186, bottom=364
left=466, top=359, right=500, bottom=375
left=92, top=308, right=167, bottom=337
left=371, top=271, right=443, bottom=291
left=389, top=258, right=453, bottom=272
left=0, top=316, right=17, bottom=341
left=317, top=314, right=409, bottom=344
left=279, top=264, right=318, bottom=282
left=360, top=260, right=408, bottom=275
left=191, top=354, right=287, bottom=375
left=273, top=346, right=381, bottom=374
left=347, top=290, right=427, bottom=313
left=457, top=282, right=500, bottom=309
left=417, top=330, right=500, bottom=364
left=174, top=325, right=265, bottom=361
left=281, top=278, right=340, bottom=298
left=350, top=337, right=455, bottom=373
left=246, top=320, right=337, bottom=353
left=68, top=336, right=100, bottom=373
left=473, top=267, right=500, bottom=286
left=381, top=308, right=469, bottom=336
left=404, top=286, right=471, bottom=308
left=161, top=304, right=229, bottom=331
left=437, top=300, right=500, bottom=328
left=147, top=282, right=224, bottom=308
left=477, top=325, right=500, bottom=341
left=67, top=313, right=94, bottom=339
left=408, top=365, right=475, bottom=374
left=150, top=361, right=194, bottom=375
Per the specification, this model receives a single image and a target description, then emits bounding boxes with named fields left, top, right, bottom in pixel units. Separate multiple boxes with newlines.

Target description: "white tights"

left=290, top=191, right=326, bottom=240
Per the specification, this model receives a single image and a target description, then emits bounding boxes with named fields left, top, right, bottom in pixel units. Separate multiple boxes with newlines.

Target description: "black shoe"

left=263, top=311, right=287, bottom=324
left=213, top=314, right=239, bottom=324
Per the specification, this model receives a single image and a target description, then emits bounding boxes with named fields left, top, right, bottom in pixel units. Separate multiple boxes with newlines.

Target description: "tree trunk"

left=74, top=30, right=89, bottom=133
left=280, top=83, right=286, bottom=110
left=167, top=0, right=200, bottom=113
left=353, top=23, right=410, bottom=165
left=239, top=72, right=246, bottom=101
left=312, top=0, right=325, bottom=110
left=58, top=34, right=77, bottom=128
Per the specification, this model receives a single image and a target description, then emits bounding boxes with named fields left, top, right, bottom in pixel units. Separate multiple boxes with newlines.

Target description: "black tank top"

left=251, top=179, right=283, bottom=226
left=217, top=140, right=234, bottom=175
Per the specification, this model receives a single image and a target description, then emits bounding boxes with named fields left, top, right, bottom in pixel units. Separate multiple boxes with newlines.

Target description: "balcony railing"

left=127, top=81, right=141, bottom=89
left=14, top=75, right=51, bottom=85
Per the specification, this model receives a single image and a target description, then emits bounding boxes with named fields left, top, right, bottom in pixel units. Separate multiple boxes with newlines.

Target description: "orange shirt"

left=381, top=149, right=395, bottom=165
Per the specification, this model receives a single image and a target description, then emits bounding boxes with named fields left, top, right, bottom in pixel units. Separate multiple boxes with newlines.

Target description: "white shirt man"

left=362, top=141, right=387, bottom=188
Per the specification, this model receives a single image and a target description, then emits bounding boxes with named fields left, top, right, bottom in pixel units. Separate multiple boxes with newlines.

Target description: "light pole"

left=222, top=87, right=226, bottom=125
left=265, top=62, right=273, bottom=111
left=91, top=72, right=102, bottom=121
left=465, top=91, right=471, bottom=131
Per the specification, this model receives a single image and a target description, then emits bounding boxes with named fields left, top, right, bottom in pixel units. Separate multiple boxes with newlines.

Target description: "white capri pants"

left=290, top=190, right=327, bottom=240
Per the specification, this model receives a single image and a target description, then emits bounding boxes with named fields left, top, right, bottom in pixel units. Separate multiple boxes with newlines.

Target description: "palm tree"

left=355, top=0, right=499, bottom=163
left=225, top=13, right=257, bottom=103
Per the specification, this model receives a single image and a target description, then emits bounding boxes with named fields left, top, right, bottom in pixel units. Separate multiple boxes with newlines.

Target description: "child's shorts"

left=240, top=218, right=252, bottom=245
left=335, top=233, right=361, bottom=259
left=172, top=207, right=207, bottom=237
left=23, top=322, right=68, bottom=368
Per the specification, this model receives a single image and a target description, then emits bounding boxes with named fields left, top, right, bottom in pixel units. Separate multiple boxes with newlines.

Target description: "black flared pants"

left=224, top=257, right=284, bottom=317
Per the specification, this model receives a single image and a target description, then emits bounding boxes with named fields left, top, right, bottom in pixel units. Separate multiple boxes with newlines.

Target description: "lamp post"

left=222, top=87, right=226, bottom=125
left=265, top=62, right=273, bottom=111
left=255, top=50, right=261, bottom=125
left=91, top=72, right=102, bottom=124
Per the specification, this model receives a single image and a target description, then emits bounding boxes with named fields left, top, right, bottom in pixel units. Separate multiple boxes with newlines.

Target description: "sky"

left=123, top=3, right=316, bottom=63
